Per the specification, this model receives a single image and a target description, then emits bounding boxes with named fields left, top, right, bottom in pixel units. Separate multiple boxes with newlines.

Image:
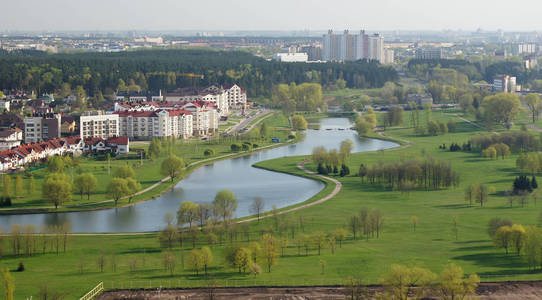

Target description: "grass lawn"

left=5, top=110, right=542, bottom=298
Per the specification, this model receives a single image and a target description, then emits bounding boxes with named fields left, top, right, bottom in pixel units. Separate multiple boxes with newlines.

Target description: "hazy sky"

left=2, top=0, right=542, bottom=32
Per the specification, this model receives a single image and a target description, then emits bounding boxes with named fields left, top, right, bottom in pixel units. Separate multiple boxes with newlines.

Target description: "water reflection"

left=0, top=118, right=398, bottom=233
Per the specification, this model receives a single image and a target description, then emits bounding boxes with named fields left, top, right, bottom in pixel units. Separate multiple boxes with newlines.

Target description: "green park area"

left=3, top=107, right=542, bottom=298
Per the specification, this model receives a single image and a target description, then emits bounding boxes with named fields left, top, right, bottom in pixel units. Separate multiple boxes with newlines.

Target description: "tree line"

left=358, top=158, right=460, bottom=191
left=0, top=49, right=397, bottom=98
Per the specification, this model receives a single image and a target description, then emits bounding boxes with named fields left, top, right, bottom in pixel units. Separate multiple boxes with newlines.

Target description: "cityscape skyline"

left=2, top=0, right=542, bottom=32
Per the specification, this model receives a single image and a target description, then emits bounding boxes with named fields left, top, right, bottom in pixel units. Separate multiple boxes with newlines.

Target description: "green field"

left=4, top=110, right=542, bottom=298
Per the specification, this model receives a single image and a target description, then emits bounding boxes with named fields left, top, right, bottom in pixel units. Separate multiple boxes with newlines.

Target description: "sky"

left=2, top=0, right=542, bottom=32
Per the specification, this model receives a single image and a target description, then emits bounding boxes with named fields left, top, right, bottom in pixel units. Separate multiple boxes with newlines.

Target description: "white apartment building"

left=224, top=84, right=248, bottom=108
left=178, top=102, right=219, bottom=136
left=323, top=30, right=386, bottom=63
left=368, top=34, right=384, bottom=62
left=166, top=86, right=229, bottom=115
left=273, top=52, right=309, bottom=62
left=79, top=111, right=120, bottom=139
left=117, top=109, right=193, bottom=140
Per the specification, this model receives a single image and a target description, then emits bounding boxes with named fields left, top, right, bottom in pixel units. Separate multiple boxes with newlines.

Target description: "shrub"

left=252, top=143, right=259, bottom=148
left=242, top=143, right=251, bottom=151
left=203, top=149, right=214, bottom=157
left=17, top=262, right=24, bottom=272
left=230, top=143, right=241, bottom=152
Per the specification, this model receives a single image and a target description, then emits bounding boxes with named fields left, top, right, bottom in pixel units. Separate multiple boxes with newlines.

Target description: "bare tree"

left=250, top=197, right=265, bottom=222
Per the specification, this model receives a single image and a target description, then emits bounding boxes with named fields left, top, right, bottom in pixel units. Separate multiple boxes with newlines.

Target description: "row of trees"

left=481, top=143, right=511, bottom=160
left=517, top=152, right=542, bottom=175
left=271, top=83, right=323, bottom=114
left=471, top=131, right=540, bottom=153
left=348, top=207, right=384, bottom=240
left=358, top=158, right=460, bottom=191
left=0, top=222, right=71, bottom=257
left=0, top=49, right=397, bottom=99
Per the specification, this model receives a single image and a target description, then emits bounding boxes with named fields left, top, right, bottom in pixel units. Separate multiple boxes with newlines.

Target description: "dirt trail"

left=97, top=280, right=542, bottom=300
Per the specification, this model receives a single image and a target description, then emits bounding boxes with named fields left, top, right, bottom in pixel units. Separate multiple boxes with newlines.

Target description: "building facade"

left=415, top=48, right=443, bottom=60
left=323, top=30, right=386, bottom=63
left=117, top=109, right=193, bottom=140
left=24, top=113, right=61, bottom=143
left=79, top=111, right=120, bottom=139
left=493, top=75, right=517, bottom=93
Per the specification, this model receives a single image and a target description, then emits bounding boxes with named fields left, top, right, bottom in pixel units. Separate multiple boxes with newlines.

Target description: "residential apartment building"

left=79, top=111, right=119, bottom=139
left=273, top=52, right=309, bottom=62
left=24, top=113, right=61, bottom=143
left=0, top=128, right=23, bottom=150
left=323, top=30, right=386, bottom=63
left=166, top=86, right=229, bottom=115
left=117, top=109, right=193, bottom=140
left=115, top=90, right=164, bottom=102
left=224, top=84, right=248, bottom=108
left=177, top=102, right=218, bottom=136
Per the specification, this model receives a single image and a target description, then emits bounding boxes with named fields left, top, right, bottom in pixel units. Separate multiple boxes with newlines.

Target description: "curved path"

left=71, top=159, right=342, bottom=236
left=238, top=160, right=342, bottom=224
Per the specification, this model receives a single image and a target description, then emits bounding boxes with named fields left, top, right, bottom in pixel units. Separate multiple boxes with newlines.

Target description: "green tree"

left=525, top=94, right=542, bottom=123
left=213, top=190, right=238, bottom=222
left=159, top=225, right=179, bottom=249
left=148, top=138, right=162, bottom=160
left=14, top=175, right=23, bottom=198
left=188, top=248, right=204, bottom=275
left=291, top=115, right=308, bottom=130
left=114, top=165, right=135, bottom=179
left=482, top=93, right=521, bottom=129
left=74, top=173, right=98, bottom=200
left=437, top=264, right=480, bottom=300
left=379, top=265, right=437, bottom=300
left=339, top=139, right=354, bottom=162
left=201, top=246, right=213, bottom=275
left=42, top=173, right=72, bottom=209
left=313, top=231, right=326, bottom=255
left=28, top=175, right=35, bottom=195
left=177, top=201, right=199, bottom=228
left=2, top=267, right=14, bottom=300
left=125, top=177, right=141, bottom=202
left=260, top=122, right=269, bottom=138
left=494, top=225, right=512, bottom=254
left=161, top=155, right=185, bottom=182
left=334, top=228, right=347, bottom=247
left=106, top=178, right=130, bottom=205
left=261, top=234, right=278, bottom=272
left=47, top=156, right=65, bottom=173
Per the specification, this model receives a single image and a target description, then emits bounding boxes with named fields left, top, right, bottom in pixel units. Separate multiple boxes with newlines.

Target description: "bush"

left=252, top=143, right=259, bottom=148
left=230, top=143, right=241, bottom=152
left=317, top=163, right=328, bottom=175
left=288, top=135, right=296, bottom=140
left=203, top=149, right=214, bottom=157
left=242, top=143, right=251, bottom=151
left=17, top=262, right=24, bottom=272
left=0, top=197, right=12, bottom=207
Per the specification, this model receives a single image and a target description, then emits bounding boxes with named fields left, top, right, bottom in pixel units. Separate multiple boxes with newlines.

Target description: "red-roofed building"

left=116, top=109, right=193, bottom=140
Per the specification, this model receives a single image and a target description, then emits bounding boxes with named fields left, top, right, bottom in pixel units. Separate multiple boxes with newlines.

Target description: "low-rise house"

left=61, top=115, right=76, bottom=135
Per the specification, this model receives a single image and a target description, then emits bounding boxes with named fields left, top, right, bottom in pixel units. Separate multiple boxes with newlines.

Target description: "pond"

left=0, top=118, right=398, bottom=232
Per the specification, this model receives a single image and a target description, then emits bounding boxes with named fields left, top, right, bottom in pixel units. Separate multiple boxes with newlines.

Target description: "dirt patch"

left=96, top=281, right=542, bottom=300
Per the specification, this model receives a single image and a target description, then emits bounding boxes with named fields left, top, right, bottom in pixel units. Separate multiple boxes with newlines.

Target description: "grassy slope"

left=5, top=111, right=542, bottom=298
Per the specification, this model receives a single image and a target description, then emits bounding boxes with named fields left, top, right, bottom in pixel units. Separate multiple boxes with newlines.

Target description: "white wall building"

left=117, top=109, right=193, bottom=140
left=166, top=86, right=229, bottom=115
left=273, top=52, right=309, bottom=62
left=224, top=84, right=248, bottom=108
left=79, top=111, right=120, bottom=139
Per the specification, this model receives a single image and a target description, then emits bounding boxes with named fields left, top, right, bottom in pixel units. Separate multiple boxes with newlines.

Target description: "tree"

left=474, top=183, right=489, bottom=207
left=14, top=175, right=22, bottom=198
left=312, top=146, right=328, bottom=165
left=148, top=138, right=162, bottom=160
left=291, top=115, right=308, bottom=130
left=358, top=164, right=367, bottom=182
left=379, top=265, right=436, bottom=300
left=411, top=216, right=419, bottom=232
left=482, top=93, right=521, bottom=129
left=233, top=247, right=251, bottom=273
left=261, top=234, right=278, bottom=272
left=106, top=177, right=130, bottom=206
left=260, top=122, right=269, bottom=138
left=437, top=264, right=480, bottom=300
left=114, top=165, right=135, bottom=179
left=177, top=201, right=199, bottom=228
left=74, top=173, right=98, bottom=200
left=487, top=217, right=513, bottom=238
left=340, top=139, right=354, bottom=162
left=213, top=190, right=238, bottom=222
left=29, top=175, right=35, bottom=195
left=349, top=215, right=361, bottom=239
left=250, top=197, right=265, bottom=222
left=510, top=224, right=526, bottom=255
left=162, top=251, right=176, bottom=276
left=312, top=231, right=327, bottom=255
left=125, top=177, right=141, bottom=202
left=201, top=246, right=213, bottom=275
left=334, top=228, right=347, bottom=248
left=355, top=119, right=372, bottom=135
left=494, top=225, right=512, bottom=255
left=2, top=267, right=14, bottom=300
left=161, top=155, right=185, bottom=182
left=159, top=225, right=179, bottom=249
left=47, top=156, right=65, bottom=173
left=42, top=173, right=72, bottom=209
left=188, top=248, right=204, bottom=275
left=524, top=94, right=541, bottom=123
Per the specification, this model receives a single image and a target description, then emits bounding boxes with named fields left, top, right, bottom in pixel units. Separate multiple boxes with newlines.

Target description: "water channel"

left=0, top=118, right=398, bottom=233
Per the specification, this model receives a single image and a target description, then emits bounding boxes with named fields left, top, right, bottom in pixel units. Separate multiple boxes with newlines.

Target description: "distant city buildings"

left=322, top=30, right=387, bottom=63
left=514, top=43, right=537, bottom=55
left=273, top=52, right=309, bottom=62
left=415, top=48, right=443, bottom=60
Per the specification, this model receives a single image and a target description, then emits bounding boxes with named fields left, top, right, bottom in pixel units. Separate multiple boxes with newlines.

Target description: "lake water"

left=0, top=118, right=398, bottom=233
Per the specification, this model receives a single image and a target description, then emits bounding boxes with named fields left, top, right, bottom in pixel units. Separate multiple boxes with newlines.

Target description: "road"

left=226, top=110, right=272, bottom=135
